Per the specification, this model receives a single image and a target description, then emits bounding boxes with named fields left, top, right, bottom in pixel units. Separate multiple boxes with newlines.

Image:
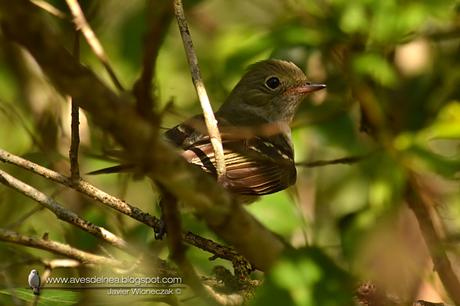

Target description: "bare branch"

left=0, top=228, right=124, bottom=267
left=0, top=148, right=252, bottom=268
left=43, top=258, right=81, bottom=269
left=183, top=232, right=240, bottom=262
left=295, top=154, right=368, bottom=168
left=173, top=0, right=226, bottom=181
left=0, top=169, right=129, bottom=252
left=64, top=0, right=124, bottom=91
left=30, top=0, right=67, bottom=19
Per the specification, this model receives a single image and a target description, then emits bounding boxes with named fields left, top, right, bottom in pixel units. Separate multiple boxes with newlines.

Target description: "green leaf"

left=423, top=102, right=460, bottom=139
left=251, top=247, right=353, bottom=306
left=353, top=53, right=397, bottom=87
left=340, top=4, right=367, bottom=34
left=406, top=146, right=460, bottom=178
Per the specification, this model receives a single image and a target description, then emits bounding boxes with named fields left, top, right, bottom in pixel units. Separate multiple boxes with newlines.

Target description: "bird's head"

left=218, top=59, right=326, bottom=125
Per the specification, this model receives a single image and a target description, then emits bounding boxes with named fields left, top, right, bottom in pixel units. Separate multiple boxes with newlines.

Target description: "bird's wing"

left=166, top=117, right=296, bottom=196
left=90, top=114, right=297, bottom=196
left=28, top=273, right=40, bottom=287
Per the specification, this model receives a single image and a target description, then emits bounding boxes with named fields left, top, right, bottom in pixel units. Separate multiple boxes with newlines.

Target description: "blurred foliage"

left=0, top=288, right=79, bottom=306
left=0, top=0, right=459, bottom=305
left=251, top=247, right=353, bottom=306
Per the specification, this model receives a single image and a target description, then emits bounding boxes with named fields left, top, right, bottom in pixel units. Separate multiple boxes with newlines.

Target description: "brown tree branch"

left=30, top=0, right=67, bottom=19
left=43, top=258, right=82, bottom=269
left=0, top=0, right=285, bottom=271
left=0, top=148, right=162, bottom=231
left=0, top=148, right=252, bottom=270
left=173, top=0, right=226, bottom=181
left=0, top=169, right=129, bottom=252
left=0, top=228, right=124, bottom=267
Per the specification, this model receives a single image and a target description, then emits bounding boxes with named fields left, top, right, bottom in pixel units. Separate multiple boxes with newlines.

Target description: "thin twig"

left=183, top=232, right=240, bottom=262
left=0, top=148, right=248, bottom=267
left=43, top=258, right=81, bottom=269
left=69, top=30, right=80, bottom=180
left=30, top=0, right=67, bottom=19
left=184, top=231, right=254, bottom=278
left=0, top=169, right=129, bottom=252
left=295, top=154, right=368, bottom=168
left=65, top=0, right=124, bottom=91
left=406, top=173, right=460, bottom=306
left=0, top=148, right=162, bottom=229
left=173, top=0, right=226, bottom=181
left=0, top=228, right=124, bottom=267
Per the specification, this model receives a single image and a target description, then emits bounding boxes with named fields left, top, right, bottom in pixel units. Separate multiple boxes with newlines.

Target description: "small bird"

left=165, top=59, right=325, bottom=202
left=93, top=59, right=325, bottom=203
left=28, top=269, right=41, bottom=296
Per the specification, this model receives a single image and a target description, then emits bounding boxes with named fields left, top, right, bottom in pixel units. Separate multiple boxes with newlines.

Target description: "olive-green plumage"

left=92, top=59, right=325, bottom=202
left=217, top=59, right=325, bottom=125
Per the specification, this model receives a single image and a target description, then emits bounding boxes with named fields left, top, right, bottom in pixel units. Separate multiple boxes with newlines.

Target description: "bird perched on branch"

left=92, top=59, right=325, bottom=203
left=28, top=269, right=41, bottom=296
left=166, top=59, right=325, bottom=202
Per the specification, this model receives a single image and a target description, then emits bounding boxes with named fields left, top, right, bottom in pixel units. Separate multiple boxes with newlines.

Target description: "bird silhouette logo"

left=28, top=269, right=41, bottom=296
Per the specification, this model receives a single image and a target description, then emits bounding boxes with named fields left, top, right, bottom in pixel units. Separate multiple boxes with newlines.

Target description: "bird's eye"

left=265, top=76, right=280, bottom=90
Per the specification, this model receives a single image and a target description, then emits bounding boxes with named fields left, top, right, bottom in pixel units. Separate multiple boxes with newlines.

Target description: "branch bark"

left=0, top=228, right=124, bottom=267
left=173, top=0, right=226, bottom=181
left=295, top=154, right=369, bottom=168
left=0, top=169, right=129, bottom=252
left=65, top=0, right=124, bottom=91
left=0, top=148, right=252, bottom=270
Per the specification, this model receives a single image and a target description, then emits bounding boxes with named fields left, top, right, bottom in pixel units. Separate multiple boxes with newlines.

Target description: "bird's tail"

left=86, top=164, right=135, bottom=175
left=32, top=287, right=40, bottom=295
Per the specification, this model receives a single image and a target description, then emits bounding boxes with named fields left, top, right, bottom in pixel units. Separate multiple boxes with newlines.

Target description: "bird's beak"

left=288, top=83, right=326, bottom=95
